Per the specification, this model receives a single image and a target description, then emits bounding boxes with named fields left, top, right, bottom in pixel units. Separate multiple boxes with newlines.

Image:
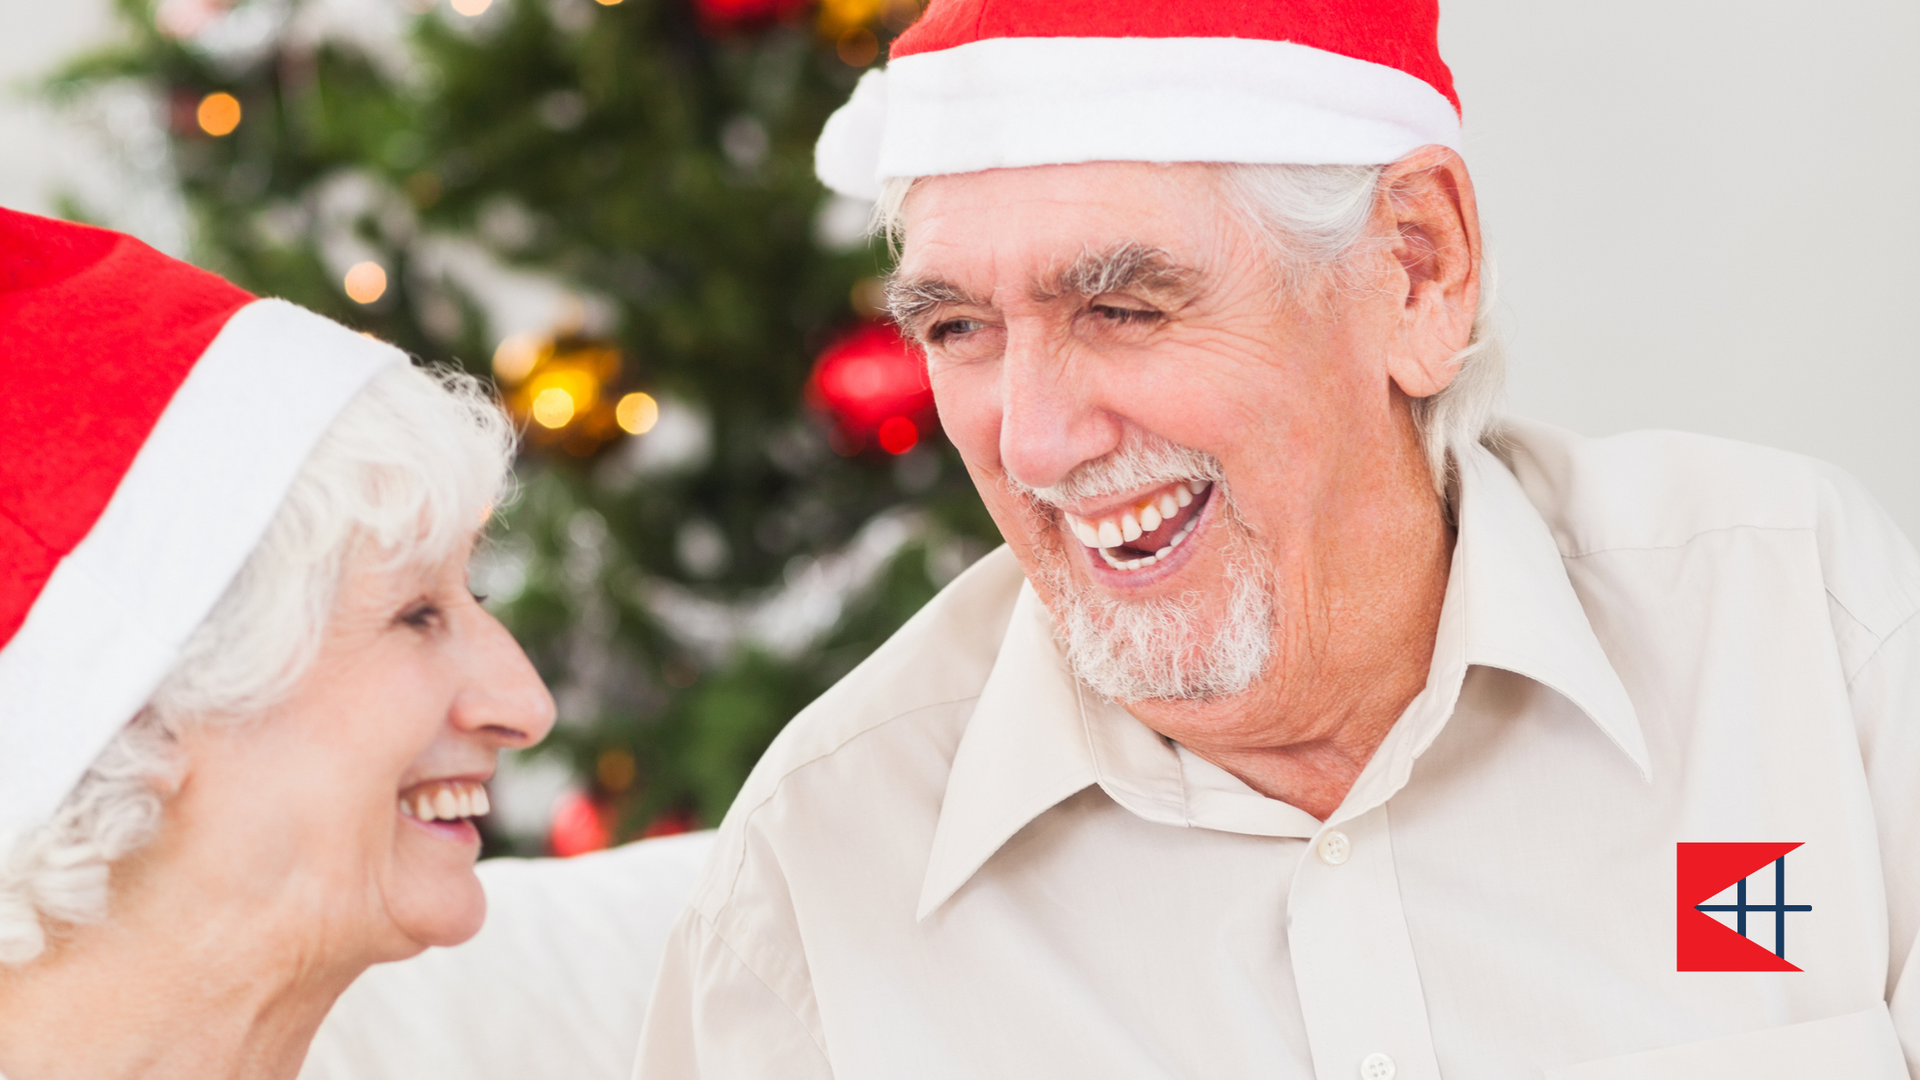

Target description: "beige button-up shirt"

left=635, top=420, right=1920, bottom=1079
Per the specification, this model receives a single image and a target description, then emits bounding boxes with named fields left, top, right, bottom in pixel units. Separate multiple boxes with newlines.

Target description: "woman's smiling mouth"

left=398, top=777, right=490, bottom=841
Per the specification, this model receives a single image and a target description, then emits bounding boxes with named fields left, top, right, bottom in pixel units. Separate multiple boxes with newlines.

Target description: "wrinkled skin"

left=894, top=149, right=1481, bottom=819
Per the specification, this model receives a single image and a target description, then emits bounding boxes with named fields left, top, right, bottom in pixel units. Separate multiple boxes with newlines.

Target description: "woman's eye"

left=397, top=601, right=444, bottom=630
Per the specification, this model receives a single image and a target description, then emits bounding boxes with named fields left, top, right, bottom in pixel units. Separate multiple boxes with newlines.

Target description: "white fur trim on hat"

left=815, top=36, right=1463, bottom=198
left=0, top=300, right=401, bottom=842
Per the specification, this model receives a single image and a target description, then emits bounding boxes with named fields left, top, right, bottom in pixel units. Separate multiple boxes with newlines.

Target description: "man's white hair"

left=873, top=161, right=1505, bottom=495
left=0, top=362, right=515, bottom=966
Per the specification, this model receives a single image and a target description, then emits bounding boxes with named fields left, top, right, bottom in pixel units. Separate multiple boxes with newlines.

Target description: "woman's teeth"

left=1063, top=479, right=1210, bottom=572
left=398, top=778, right=491, bottom=823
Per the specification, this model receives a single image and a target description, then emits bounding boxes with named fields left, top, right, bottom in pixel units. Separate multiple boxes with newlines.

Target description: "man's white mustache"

left=1012, top=432, right=1225, bottom=508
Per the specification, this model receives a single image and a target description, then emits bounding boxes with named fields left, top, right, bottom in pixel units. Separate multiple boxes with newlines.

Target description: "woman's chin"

left=386, top=826, right=490, bottom=948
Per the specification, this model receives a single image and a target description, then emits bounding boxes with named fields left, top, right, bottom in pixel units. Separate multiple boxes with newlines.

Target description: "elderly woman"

left=0, top=209, right=555, bottom=1078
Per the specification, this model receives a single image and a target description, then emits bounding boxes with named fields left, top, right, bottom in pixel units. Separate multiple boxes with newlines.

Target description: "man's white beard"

left=1017, top=435, right=1276, bottom=703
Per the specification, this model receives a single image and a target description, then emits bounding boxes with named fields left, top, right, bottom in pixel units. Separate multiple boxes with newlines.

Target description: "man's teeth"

left=1063, top=480, right=1211, bottom=572
left=1097, top=515, right=1199, bottom=570
left=398, top=778, right=491, bottom=823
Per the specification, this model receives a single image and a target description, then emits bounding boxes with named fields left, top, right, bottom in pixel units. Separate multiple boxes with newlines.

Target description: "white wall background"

left=7, top=0, right=1920, bottom=533
left=1441, top=0, right=1920, bottom=535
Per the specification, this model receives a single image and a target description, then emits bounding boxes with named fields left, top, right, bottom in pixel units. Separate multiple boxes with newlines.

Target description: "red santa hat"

left=815, top=0, right=1463, bottom=199
left=0, top=209, right=402, bottom=840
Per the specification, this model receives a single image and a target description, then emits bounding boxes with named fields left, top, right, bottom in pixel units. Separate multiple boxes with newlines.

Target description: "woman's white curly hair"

left=873, top=161, right=1505, bottom=496
left=0, top=362, right=516, bottom=965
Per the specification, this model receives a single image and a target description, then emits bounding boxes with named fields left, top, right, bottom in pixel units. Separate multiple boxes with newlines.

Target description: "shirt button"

left=1317, top=830, right=1351, bottom=865
left=1360, top=1052, right=1396, bottom=1080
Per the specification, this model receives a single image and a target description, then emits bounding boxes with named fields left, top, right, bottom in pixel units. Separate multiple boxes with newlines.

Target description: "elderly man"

left=635, top=2, right=1920, bottom=1077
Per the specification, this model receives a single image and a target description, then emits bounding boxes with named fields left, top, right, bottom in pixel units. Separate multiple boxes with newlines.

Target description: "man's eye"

left=928, top=318, right=983, bottom=343
left=1091, top=304, right=1162, bottom=325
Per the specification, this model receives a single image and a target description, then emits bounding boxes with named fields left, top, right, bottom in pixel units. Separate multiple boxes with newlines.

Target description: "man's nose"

left=996, top=327, right=1122, bottom=491
left=452, top=609, right=557, bottom=749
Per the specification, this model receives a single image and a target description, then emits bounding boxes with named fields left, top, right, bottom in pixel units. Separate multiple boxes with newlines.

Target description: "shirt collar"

left=918, top=583, right=1096, bottom=919
left=917, top=441, right=1647, bottom=918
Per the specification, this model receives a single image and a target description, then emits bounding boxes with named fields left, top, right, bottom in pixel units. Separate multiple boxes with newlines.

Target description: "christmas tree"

left=48, top=0, right=997, bottom=853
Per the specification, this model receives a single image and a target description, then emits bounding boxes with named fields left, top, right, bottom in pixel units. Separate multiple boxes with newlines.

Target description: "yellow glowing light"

left=492, top=334, right=544, bottom=385
left=615, top=392, right=659, bottom=435
left=836, top=28, right=879, bottom=67
left=819, top=0, right=885, bottom=32
left=596, top=748, right=637, bottom=792
left=196, top=92, right=242, bottom=137
left=594, top=0, right=622, bottom=6
left=450, top=0, right=491, bottom=14
left=531, top=386, right=576, bottom=429
left=343, top=262, right=388, bottom=304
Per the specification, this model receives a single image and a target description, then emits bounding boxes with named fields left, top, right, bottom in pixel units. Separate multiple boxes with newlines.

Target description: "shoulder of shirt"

left=1493, top=415, right=1920, bottom=650
left=683, top=544, right=1027, bottom=916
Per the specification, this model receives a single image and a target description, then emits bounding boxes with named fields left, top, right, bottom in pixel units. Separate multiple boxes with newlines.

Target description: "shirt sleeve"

left=1847, top=610, right=1920, bottom=1076
left=633, top=907, right=833, bottom=1080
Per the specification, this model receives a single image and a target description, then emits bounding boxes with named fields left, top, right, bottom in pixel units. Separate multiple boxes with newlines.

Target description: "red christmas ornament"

left=806, top=321, right=937, bottom=456
left=548, top=790, right=611, bottom=857
left=694, top=0, right=811, bottom=34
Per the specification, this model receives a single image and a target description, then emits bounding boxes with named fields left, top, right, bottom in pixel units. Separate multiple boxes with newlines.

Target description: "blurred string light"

left=695, top=0, right=912, bottom=42
left=616, top=392, right=660, bottom=435
left=817, top=0, right=918, bottom=65
left=492, top=329, right=651, bottom=455
left=492, top=333, right=543, bottom=384
left=343, top=262, right=387, bottom=304
left=527, top=366, right=600, bottom=429
left=836, top=28, right=878, bottom=66
left=196, top=92, right=241, bottom=136
left=532, top=387, right=576, bottom=428
left=450, top=0, right=491, bottom=15
left=876, top=415, right=918, bottom=454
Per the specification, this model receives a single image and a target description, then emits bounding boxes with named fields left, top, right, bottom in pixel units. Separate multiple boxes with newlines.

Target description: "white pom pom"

left=815, top=69, right=890, bottom=200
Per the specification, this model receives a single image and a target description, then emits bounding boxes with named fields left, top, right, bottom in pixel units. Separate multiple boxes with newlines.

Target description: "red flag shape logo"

left=1677, top=842, right=1808, bottom=972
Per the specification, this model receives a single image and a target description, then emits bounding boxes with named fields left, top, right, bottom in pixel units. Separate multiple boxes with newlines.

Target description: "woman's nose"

left=452, top=609, right=557, bottom=748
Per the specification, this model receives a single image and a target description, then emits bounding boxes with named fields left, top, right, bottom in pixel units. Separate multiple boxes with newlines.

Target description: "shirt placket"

left=1288, top=802, right=1442, bottom=1080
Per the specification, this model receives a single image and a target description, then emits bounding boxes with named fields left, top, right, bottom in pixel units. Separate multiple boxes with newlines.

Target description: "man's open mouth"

left=1062, top=479, right=1213, bottom=571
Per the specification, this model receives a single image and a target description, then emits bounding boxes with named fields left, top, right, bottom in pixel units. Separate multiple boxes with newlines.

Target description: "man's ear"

left=1379, top=146, right=1481, bottom=400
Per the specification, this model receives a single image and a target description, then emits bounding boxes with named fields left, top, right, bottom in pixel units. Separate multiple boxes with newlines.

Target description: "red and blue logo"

left=1677, top=843, right=1811, bottom=972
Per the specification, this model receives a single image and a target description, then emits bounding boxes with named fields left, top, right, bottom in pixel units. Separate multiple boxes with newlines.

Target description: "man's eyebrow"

left=885, top=276, right=979, bottom=338
left=1041, top=242, right=1199, bottom=303
left=884, top=243, right=1201, bottom=339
